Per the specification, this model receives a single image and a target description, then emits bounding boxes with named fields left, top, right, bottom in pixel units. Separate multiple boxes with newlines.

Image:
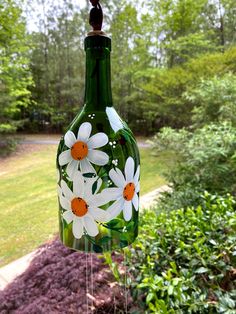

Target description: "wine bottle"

left=56, top=5, right=140, bottom=253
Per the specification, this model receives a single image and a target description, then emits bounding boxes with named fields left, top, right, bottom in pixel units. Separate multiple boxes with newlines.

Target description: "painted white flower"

left=106, top=107, right=124, bottom=132
left=57, top=169, right=63, bottom=199
left=58, top=122, right=109, bottom=179
left=59, top=171, right=111, bottom=239
left=102, top=157, right=140, bottom=221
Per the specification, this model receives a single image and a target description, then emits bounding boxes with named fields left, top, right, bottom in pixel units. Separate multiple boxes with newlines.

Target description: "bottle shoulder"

left=57, top=106, right=140, bottom=164
left=68, top=106, right=135, bottom=139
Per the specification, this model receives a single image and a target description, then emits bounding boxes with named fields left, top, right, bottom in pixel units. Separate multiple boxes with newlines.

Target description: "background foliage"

left=150, top=122, right=236, bottom=210
left=0, top=0, right=32, bottom=152
left=1, top=1, right=236, bottom=312
left=0, top=0, right=235, bottom=136
left=126, top=193, right=236, bottom=313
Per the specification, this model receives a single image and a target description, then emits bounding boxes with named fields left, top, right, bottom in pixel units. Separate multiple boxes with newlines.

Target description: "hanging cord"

left=86, top=252, right=89, bottom=314
left=89, top=0, right=103, bottom=31
left=90, top=253, right=94, bottom=312
left=123, top=249, right=128, bottom=314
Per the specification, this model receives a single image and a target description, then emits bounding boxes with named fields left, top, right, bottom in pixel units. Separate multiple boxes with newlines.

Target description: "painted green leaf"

left=120, top=240, right=129, bottom=248
left=120, top=232, right=130, bottom=242
left=92, top=180, right=98, bottom=194
left=99, top=236, right=112, bottom=244
left=106, top=218, right=124, bottom=229
left=83, top=173, right=96, bottom=178
left=126, top=221, right=135, bottom=231
left=93, top=244, right=103, bottom=253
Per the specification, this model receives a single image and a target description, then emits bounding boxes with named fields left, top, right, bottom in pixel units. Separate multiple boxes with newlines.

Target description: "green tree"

left=110, top=4, right=142, bottom=125
left=21, top=0, right=236, bottom=134
left=186, top=74, right=236, bottom=127
left=136, top=47, right=236, bottom=131
left=28, top=0, right=87, bottom=131
left=0, top=0, right=32, bottom=146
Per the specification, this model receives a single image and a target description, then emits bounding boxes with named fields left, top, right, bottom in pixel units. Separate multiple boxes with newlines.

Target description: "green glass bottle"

left=56, top=31, right=140, bottom=253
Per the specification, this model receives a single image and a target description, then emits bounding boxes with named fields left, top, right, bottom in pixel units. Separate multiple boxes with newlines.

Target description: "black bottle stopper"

left=89, top=0, right=103, bottom=31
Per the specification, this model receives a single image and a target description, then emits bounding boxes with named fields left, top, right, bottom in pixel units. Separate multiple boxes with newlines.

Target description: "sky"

left=23, top=0, right=87, bottom=32
left=22, top=0, right=147, bottom=33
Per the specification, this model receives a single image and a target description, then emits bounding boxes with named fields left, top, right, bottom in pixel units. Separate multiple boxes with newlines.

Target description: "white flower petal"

left=106, top=107, right=123, bottom=132
left=134, top=165, right=140, bottom=185
left=57, top=169, right=60, bottom=183
left=102, top=187, right=123, bottom=201
left=135, top=181, right=140, bottom=193
left=96, top=178, right=102, bottom=193
left=88, top=193, right=110, bottom=207
left=77, top=122, right=92, bottom=142
left=109, top=168, right=126, bottom=188
left=57, top=184, right=62, bottom=198
left=87, top=150, right=109, bottom=166
left=72, top=217, right=84, bottom=239
left=80, top=158, right=96, bottom=174
left=123, top=201, right=132, bottom=221
left=107, top=198, right=124, bottom=220
left=64, top=131, right=76, bottom=148
left=58, top=150, right=71, bottom=166
left=132, top=193, right=139, bottom=211
left=66, top=160, right=79, bottom=179
left=89, top=207, right=110, bottom=222
left=84, top=177, right=102, bottom=199
left=63, top=210, right=74, bottom=224
left=73, top=171, right=84, bottom=198
left=125, top=157, right=135, bottom=182
left=87, top=133, right=108, bottom=149
left=83, top=178, right=96, bottom=199
left=59, top=195, right=71, bottom=210
left=83, top=215, right=99, bottom=237
left=61, top=180, right=74, bottom=201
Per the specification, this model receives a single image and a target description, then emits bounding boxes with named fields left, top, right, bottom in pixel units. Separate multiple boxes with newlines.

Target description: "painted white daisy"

left=58, top=122, right=109, bottom=179
left=102, top=157, right=140, bottom=221
left=59, top=171, right=111, bottom=239
left=57, top=169, right=63, bottom=198
left=106, top=107, right=124, bottom=132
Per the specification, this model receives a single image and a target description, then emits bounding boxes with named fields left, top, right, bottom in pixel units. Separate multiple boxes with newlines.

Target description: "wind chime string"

left=90, top=253, right=94, bottom=312
left=124, top=249, right=128, bottom=314
left=85, top=252, right=89, bottom=314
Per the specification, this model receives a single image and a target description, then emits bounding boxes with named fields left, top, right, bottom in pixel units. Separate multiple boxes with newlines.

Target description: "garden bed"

left=0, top=238, right=132, bottom=313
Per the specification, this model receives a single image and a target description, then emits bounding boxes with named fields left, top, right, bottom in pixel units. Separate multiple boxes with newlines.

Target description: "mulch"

left=0, top=238, right=133, bottom=314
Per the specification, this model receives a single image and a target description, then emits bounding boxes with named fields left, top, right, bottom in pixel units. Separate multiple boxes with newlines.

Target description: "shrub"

left=126, top=193, right=236, bottom=313
left=150, top=123, right=236, bottom=210
left=0, top=123, right=19, bottom=156
left=185, top=73, right=236, bottom=128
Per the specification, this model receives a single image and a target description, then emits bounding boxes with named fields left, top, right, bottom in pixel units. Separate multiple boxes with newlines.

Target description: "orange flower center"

left=71, top=141, right=88, bottom=160
left=71, top=197, right=88, bottom=217
left=123, top=182, right=135, bottom=201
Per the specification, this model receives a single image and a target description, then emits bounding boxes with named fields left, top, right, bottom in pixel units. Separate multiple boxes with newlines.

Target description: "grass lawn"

left=0, top=144, right=171, bottom=266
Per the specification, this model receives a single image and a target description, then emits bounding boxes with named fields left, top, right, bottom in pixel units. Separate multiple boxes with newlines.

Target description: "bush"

left=136, top=47, right=236, bottom=132
left=185, top=73, right=236, bottom=128
left=0, top=123, right=20, bottom=156
left=150, top=123, right=236, bottom=210
left=126, top=193, right=236, bottom=313
left=0, top=135, right=18, bottom=157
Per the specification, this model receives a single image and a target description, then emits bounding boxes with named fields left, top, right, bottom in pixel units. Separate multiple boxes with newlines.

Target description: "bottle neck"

left=84, top=46, right=113, bottom=111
